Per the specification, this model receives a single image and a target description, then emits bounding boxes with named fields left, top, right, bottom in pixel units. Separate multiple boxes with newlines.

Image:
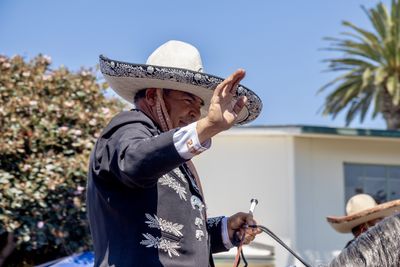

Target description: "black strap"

left=249, top=225, right=312, bottom=267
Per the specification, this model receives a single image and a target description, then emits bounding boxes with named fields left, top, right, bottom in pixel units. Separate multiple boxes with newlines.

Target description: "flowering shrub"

left=0, top=54, right=123, bottom=265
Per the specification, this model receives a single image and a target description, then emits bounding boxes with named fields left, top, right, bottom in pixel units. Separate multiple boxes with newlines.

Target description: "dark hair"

left=351, top=224, right=363, bottom=236
left=133, top=88, right=173, bottom=103
left=134, top=89, right=147, bottom=103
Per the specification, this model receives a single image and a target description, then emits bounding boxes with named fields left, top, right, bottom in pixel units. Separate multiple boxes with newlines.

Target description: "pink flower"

left=64, top=101, right=74, bottom=108
left=80, top=70, right=90, bottom=76
left=43, top=55, right=52, bottom=64
left=58, top=126, right=69, bottom=133
left=22, top=164, right=31, bottom=171
left=89, top=119, right=97, bottom=126
left=102, top=108, right=110, bottom=115
left=42, top=74, right=52, bottom=81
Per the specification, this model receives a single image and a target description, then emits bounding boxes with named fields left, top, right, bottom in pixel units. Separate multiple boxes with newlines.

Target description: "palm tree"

left=321, top=0, right=400, bottom=129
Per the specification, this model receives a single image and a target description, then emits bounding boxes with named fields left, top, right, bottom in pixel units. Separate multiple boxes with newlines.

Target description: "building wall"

left=293, top=136, right=400, bottom=265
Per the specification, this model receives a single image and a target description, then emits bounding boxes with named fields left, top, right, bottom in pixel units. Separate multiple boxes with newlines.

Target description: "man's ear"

left=145, top=88, right=158, bottom=106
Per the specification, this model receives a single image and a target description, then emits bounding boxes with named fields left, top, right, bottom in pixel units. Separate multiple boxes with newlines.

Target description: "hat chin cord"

left=155, top=89, right=173, bottom=132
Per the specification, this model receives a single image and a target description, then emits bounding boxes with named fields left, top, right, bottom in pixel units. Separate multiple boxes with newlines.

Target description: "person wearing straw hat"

left=326, top=193, right=400, bottom=248
left=86, top=40, right=263, bottom=267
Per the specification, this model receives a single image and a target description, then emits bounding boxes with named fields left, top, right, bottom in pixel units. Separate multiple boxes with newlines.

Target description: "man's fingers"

left=224, top=69, right=245, bottom=97
left=214, top=71, right=237, bottom=96
left=243, top=234, right=256, bottom=245
left=229, top=212, right=262, bottom=246
left=229, top=70, right=245, bottom=95
left=214, top=77, right=232, bottom=96
left=240, top=228, right=258, bottom=245
left=232, top=96, right=247, bottom=116
left=215, top=69, right=245, bottom=97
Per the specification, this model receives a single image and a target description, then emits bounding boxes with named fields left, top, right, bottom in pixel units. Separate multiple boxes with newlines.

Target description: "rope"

left=233, top=224, right=312, bottom=267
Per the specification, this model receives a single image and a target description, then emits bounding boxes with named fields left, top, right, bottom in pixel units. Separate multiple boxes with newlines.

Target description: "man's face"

left=163, top=90, right=203, bottom=128
left=353, top=217, right=383, bottom=237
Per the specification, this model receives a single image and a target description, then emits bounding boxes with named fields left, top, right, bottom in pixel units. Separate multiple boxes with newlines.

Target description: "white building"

left=193, top=125, right=400, bottom=267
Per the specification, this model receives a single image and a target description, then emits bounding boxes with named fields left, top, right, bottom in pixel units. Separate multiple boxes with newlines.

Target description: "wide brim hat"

left=326, top=194, right=400, bottom=233
left=99, top=40, right=262, bottom=125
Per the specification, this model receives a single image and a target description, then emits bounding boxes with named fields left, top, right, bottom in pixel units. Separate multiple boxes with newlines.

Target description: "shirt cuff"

left=222, top=216, right=234, bottom=249
left=173, top=122, right=211, bottom=160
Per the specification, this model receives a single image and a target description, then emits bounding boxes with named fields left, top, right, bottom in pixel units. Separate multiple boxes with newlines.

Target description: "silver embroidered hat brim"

left=99, top=55, right=262, bottom=125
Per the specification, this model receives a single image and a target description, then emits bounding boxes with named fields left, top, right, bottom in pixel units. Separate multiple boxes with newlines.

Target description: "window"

left=344, top=163, right=400, bottom=204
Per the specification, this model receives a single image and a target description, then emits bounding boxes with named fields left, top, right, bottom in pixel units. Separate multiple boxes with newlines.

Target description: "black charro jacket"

left=87, top=110, right=228, bottom=267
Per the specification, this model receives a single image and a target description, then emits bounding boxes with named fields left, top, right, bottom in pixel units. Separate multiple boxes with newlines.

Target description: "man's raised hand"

left=197, top=69, right=248, bottom=143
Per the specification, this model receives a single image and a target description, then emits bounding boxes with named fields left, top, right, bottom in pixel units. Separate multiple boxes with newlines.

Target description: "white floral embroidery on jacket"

left=173, top=168, right=188, bottom=183
left=207, top=217, right=222, bottom=227
left=159, top=174, right=187, bottom=201
left=196, top=230, right=205, bottom=241
left=195, top=217, right=203, bottom=228
left=140, top=233, right=181, bottom=258
left=144, top=213, right=184, bottom=237
left=191, top=195, right=205, bottom=218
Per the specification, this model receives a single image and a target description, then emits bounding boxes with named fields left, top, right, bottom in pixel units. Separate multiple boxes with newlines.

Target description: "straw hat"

left=326, top=194, right=400, bottom=233
left=99, top=40, right=263, bottom=125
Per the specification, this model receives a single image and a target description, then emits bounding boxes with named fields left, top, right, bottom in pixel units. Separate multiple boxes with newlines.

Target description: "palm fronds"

left=321, top=1, right=400, bottom=128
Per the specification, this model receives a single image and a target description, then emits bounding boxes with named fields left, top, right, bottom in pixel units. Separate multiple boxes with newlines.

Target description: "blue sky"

left=0, top=0, right=393, bottom=129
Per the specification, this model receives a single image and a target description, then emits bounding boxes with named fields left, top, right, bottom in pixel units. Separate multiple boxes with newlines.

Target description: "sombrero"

left=99, top=40, right=262, bottom=125
left=326, top=194, right=400, bottom=233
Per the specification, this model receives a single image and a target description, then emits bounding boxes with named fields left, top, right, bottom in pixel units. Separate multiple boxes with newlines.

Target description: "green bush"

left=0, top=54, right=123, bottom=266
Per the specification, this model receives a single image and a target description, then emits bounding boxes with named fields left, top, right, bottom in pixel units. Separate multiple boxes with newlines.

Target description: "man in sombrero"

left=326, top=193, right=400, bottom=248
left=86, top=40, right=263, bottom=266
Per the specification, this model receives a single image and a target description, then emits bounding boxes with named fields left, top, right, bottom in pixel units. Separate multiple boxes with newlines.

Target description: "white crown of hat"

left=346, top=194, right=377, bottom=215
left=146, top=40, right=204, bottom=73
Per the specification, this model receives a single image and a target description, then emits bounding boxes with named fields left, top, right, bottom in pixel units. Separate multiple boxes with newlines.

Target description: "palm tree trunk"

left=381, top=89, right=400, bottom=130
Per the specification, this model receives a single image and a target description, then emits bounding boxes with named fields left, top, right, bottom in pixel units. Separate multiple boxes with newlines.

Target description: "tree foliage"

left=0, top=54, right=123, bottom=265
left=320, top=0, right=400, bottom=129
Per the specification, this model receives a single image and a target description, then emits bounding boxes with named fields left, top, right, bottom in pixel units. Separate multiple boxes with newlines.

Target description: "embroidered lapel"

left=181, top=163, right=203, bottom=200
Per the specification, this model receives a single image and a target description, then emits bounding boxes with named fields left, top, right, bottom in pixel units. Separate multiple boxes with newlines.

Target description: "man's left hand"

left=227, top=212, right=261, bottom=245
